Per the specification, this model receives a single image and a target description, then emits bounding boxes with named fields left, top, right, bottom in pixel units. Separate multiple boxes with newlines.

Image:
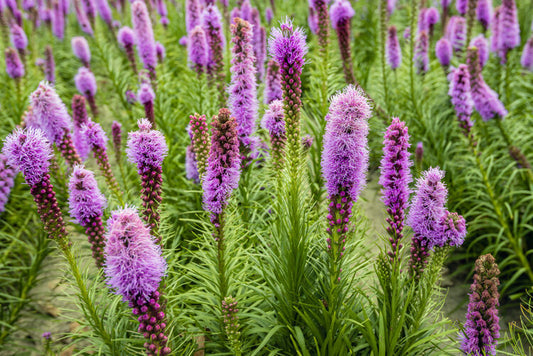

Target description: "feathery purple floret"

left=449, top=64, right=474, bottom=135
left=417, top=8, right=428, bottom=33
left=322, top=85, right=371, bottom=201
left=264, top=59, right=282, bottom=104
left=330, top=0, right=354, bottom=31
left=131, top=0, right=157, bottom=80
left=5, top=48, right=24, bottom=79
left=471, top=35, right=489, bottom=67
left=202, top=4, right=226, bottom=103
left=68, top=165, right=106, bottom=225
left=188, top=25, right=208, bottom=74
left=386, top=25, right=401, bottom=70
left=29, top=82, right=72, bottom=145
left=186, top=0, right=202, bottom=32
left=126, top=119, right=167, bottom=172
left=2, top=128, right=52, bottom=186
left=461, top=254, right=500, bottom=356
left=456, top=0, right=467, bottom=15
left=137, top=83, right=155, bottom=105
left=498, top=0, right=520, bottom=61
left=261, top=99, right=285, bottom=138
left=118, top=26, right=135, bottom=47
left=10, top=23, right=27, bottom=49
left=71, top=37, right=91, bottom=67
left=440, top=211, right=467, bottom=247
left=105, top=206, right=166, bottom=303
left=0, top=154, right=16, bottom=212
left=521, top=37, right=533, bottom=71
left=436, top=38, right=452, bottom=67
left=228, top=18, right=257, bottom=152
left=477, top=0, right=493, bottom=31
left=310, top=0, right=329, bottom=50
left=240, top=0, right=252, bottom=22
left=387, top=0, right=397, bottom=15
left=75, top=67, right=97, bottom=97
left=81, top=120, right=108, bottom=151
left=80, top=0, right=96, bottom=24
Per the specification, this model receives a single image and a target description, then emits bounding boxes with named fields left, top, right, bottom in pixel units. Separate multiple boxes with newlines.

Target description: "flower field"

left=1, top=0, right=533, bottom=354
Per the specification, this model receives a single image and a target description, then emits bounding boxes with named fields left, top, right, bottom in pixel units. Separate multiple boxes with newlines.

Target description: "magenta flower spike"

left=74, top=1, right=94, bottom=36
left=95, top=0, right=113, bottom=28
left=261, top=99, right=286, bottom=170
left=415, top=30, right=429, bottom=74
left=379, top=118, right=412, bottom=261
left=450, top=16, right=466, bottom=53
left=240, top=0, right=252, bottom=22
left=81, top=0, right=96, bottom=27
left=117, top=27, right=138, bottom=74
left=186, top=0, right=201, bottom=32
left=71, top=95, right=91, bottom=161
left=386, top=25, right=401, bottom=70
left=228, top=18, right=258, bottom=157
left=137, top=83, right=156, bottom=127
left=68, top=165, right=107, bottom=267
left=436, top=38, right=452, bottom=68
left=456, top=0, right=467, bottom=15
left=42, top=46, right=55, bottom=83
left=330, top=0, right=356, bottom=84
left=490, top=6, right=501, bottom=53
left=74, top=67, right=98, bottom=118
left=322, top=86, right=371, bottom=273
left=310, top=0, right=329, bottom=51
left=467, top=47, right=507, bottom=121
left=498, top=0, right=519, bottom=63
left=264, top=59, right=282, bottom=104
left=131, top=0, right=157, bottom=83
left=230, top=7, right=241, bottom=24
left=185, top=144, right=199, bottom=183
left=308, top=6, right=318, bottom=34
left=2, top=128, right=67, bottom=242
left=189, top=113, right=210, bottom=180
left=111, top=121, right=122, bottom=161
left=156, top=0, right=167, bottom=27
left=471, top=34, right=489, bottom=67
left=257, top=25, right=267, bottom=81
left=417, top=8, right=428, bottom=34
left=440, top=211, right=467, bottom=247
left=5, top=48, right=24, bottom=80
left=104, top=207, right=170, bottom=355
left=30, top=82, right=82, bottom=167
left=10, top=23, right=27, bottom=58
left=71, top=37, right=91, bottom=68
left=407, top=167, right=448, bottom=279
left=202, top=108, right=241, bottom=227
left=0, top=153, right=16, bottom=213
left=477, top=0, right=493, bottom=31
left=188, top=25, right=208, bottom=75
left=387, top=0, right=397, bottom=15
left=155, top=42, right=165, bottom=63
left=461, top=254, right=500, bottom=356
left=521, top=37, right=533, bottom=71
left=265, top=7, right=273, bottom=24
left=425, top=7, right=440, bottom=37
left=126, top=119, right=168, bottom=242
left=269, top=18, right=308, bottom=158
left=51, top=1, right=64, bottom=40
left=202, top=4, right=226, bottom=105
left=449, top=64, right=474, bottom=136
left=415, top=141, right=424, bottom=168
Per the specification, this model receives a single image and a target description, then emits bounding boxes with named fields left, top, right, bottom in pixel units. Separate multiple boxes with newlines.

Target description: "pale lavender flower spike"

left=71, top=36, right=91, bottom=67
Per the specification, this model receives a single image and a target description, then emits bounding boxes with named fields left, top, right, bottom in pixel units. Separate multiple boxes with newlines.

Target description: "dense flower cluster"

left=261, top=100, right=286, bottom=171
left=448, top=64, right=474, bottom=136
left=0, top=154, right=16, bottom=213
left=330, top=0, right=355, bottom=83
left=189, top=113, right=210, bottom=180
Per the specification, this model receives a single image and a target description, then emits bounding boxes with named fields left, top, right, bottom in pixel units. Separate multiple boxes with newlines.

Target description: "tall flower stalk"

left=74, top=67, right=98, bottom=118
left=189, top=113, right=210, bottom=180
left=132, top=0, right=157, bottom=84
left=72, top=95, right=90, bottom=161
left=72, top=36, right=91, bottom=68
left=263, top=59, right=282, bottom=104
left=261, top=100, right=286, bottom=172
left=449, top=64, right=474, bottom=137
left=138, top=83, right=156, bottom=127
left=126, top=119, right=168, bottom=244
left=202, top=4, right=226, bottom=106
left=330, top=0, right=356, bottom=84
left=311, top=0, right=329, bottom=52
left=117, top=27, right=137, bottom=74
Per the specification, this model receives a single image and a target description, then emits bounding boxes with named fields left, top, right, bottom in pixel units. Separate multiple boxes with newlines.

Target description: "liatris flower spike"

left=322, top=85, right=371, bottom=277
left=5, top=47, right=24, bottom=80
left=2, top=128, right=67, bottom=243
left=71, top=36, right=91, bottom=68
left=490, top=6, right=501, bottom=53
left=471, top=34, right=489, bottom=67
left=188, top=25, right=208, bottom=75
left=330, top=0, right=355, bottom=84
left=95, top=0, right=113, bottom=29
left=104, top=207, right=170, bottom=355
left=379, top=118, right=412, bottom=261
left=29, top=82, right=82, bottom=167
left=185, top=145, right=199, bottom=183
left=156, top=42, right=165, bottom=63
left=131, top=0, right=157, bottom=83
left=425, top=7, right=440, bottom=37
left=74, top=67, right=98, bottom=118
left=222, top=296, right=242, bottom=353
left=261, top=99, right=286, bottom=171
left=456, top=0, right=467, bottom=15
left=266, top=7, right=273, bottom=24
left=186, top=0, right=202, bottom=32
left=477, top=0, right=492, bottom=31
left=71, top=95, right=91, bottom=161
left=44, top=46, right=55, bottom=83
left=386, top=25, right=401, bottom=70
left=111, top=121, right=122, bottom=161
left=68, top=166, right=107, bottom=267
left=51, top=1, right=65, bottom=40
left=436, top=38, right=452, bottom=69
left=310, top=0, right=329, bottom=51
left=202, top=3, right=226, bottom=105
left=521, top=37, right=533, bottom=71
left=415, top=31, right=429, bottom=74
left=498, top=0, right=519, bottom=63
left=189, top=113, right=210, bottom=180
left=263, top=59, right=282, bottom=104
left=308, top=6, right=318, bottom=34
left=407, top=167, right=447, bottom=279
left=118, top=27, right=137, bottom=74
left=0, top=153, right=16, bottom=213
left=449, top=64, right=474, bottom=137
left=202, top=108, right=241, bottom=228
left=137, top=83, right=156, bottom=127
left=440, top=211, right=467, bottom=247
left=461, top=254, right=500, bottom=356
left=228, top=18, right=257, bottom=156
left=126, top=119, right=168, bottom=243
left=450, top=16, right=466, bottom=54
left=10, top=23, right=27, bottom=56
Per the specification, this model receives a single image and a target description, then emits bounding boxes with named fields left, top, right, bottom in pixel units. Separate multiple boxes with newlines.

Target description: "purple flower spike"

left=137, top=83, right=156, bottom=127
left=521, top=37, right=533, bottom=71
left=266, top=7, right=273, bottom=24
left=407, top=167, right=447, bottom=279
left=51, top=1, right=65, bottom=40
left=117, top=27, right=138, bottom=74
left=95, top=0, right=113, bottom=28
left=415, top=141, right=424, bottom=167
left=104, top=206, right=170, bottom=355
left=202, top=109, right=241, bottom=227
left=30, top=82, right=81, bottom=166
left=75, top=67, right=98, bottom=118
left=261, top=99, right=286, bottom=170
left=71, top=36, right=91, bottom=68
left=186, top=0, right=201, bottom=32
left=330, top=0, right=355, bottom=83
left=449, top=64, right=474, bottom=136
left=436, top=38, right=452, bottom=68
left=188, top=25, right=208, bottom=75
left=264, top=59, right=282, bottom=104
left=240, top=0, right=252, bottom=22
left=311, top=0, right=329, bottom=51
left=477, top=0, right=493, bottom=31
left=440, top=211, right=467, bottom=247
left=0, top=154, right=16, bottom=213
left=131, top=0, right=157, bottom=83
left=308, top=6, right=318, bottom=34
left=179, top=36, right=188, bottom=47
left=387, top=0, right=397, bottom=15
left=111, top=121, right=122, bottom=161
left=386, top=25, right=401, bottom=70
left=415, top=31, right=429, bottom=74
left=450, top=16, right=466, bottom=53
left=185, top=145, right=199, bottom=183
left=498, top=0, right=520, bottom=62
left=126, top=119, right=168, bottom=242
left=10, top=23, right=28, bottom=51
left=379, top=118, right=412, bottom=261
left=228, top=18, right=258, bottom=156
left=425, top=7, right=440, bottom=28
left=2, top=128, right=67, bottom=241
left=5, top=48, right=24, bottom=80
left=68, top=165, right=107, bottom=267
left=456, top=0, right=467, bottom=15
left=75, top=1, right=93, bottom=35
left=461, top=254, right=500, bottom=356
left=202, top=4, right=226, bottom=105
left=81, top=0, right=96, bottom=26
left=44, top=46, right=55, bottom=84
left=189, top=114, right=210, bottom=180
left=467, top=47, right=507, bottom=121
left=490, top=7, right=501, bottom=53
left=72, top=95, right=91, bottom=161
left=471, top=35, right=489, bottom=67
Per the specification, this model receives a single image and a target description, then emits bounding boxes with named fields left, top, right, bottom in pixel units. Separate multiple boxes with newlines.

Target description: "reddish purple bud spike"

left=386, top=25, right=401, bottom=70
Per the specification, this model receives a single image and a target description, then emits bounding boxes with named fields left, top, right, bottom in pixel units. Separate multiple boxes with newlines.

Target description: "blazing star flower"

left=471, top=35, right=489, bottom=67
left=44, top=46, right=55, bottom=83
left=456, top=0, right=467, bottom=15
left=261, top=99, right=286, bottom=170
left=436, top=38, right=452, bottom=68
left=189, top=113, right=210, bottom=180
left=498, top=0, right=519, bottom=62
left=95, top=0, right=112, bottom=27
left=72, top=95, right=91, bottom=161
left=185, top=145, right=199, bottom=183
left=265, top=7, right=273, bottom=24
left=521, top=37, right=533, bottom=71
left=188, top=25, right=208, bottom=75
left=386, top=25, right=401, bottom=70
left=111, top=121, right=122, bottom=160
left=449, top=64, right=474, bottom=136
left=118, top=26, right=137, bottom=74
left=75, top=67, right=98, bottom=118
left=131, top=0, right=157, bottom=82
left=308, top=6, right=318, bottom=34
left=202, top=4, right=226, bottom=104
left=449, top=16, right=466, bottom=53
left=222, top=296, right=241, bottom=351
left=461, top=254, right=500, bottom=356
left=10, top=23, right=27, bottom=50
left=4, top=48, right=24, bottom=79
left=264, top=59, right=282, bottom=104
left=415, top=30, right=429, bottom=74
left=490, top=6, right=501, bottom=53
left=379, top=118, right=412, bottom=261
left=0, top=153, right=16, bottom=213
left=186, top=0, right=201, bottom=32
left=330, top=0, right=355, bottom=83
left=71, top=36, right=91, bottom=67
left=51, top=1, right=64, bottom=39
left=155, top=42, right=165, bottom=63
left=81, top=0, right=96, bottom=25
left=137, top=83, right=156, bottom=127
left=387, top=0, right=397, bottom=15
left=440, top=211, right=467, bottom=247
left=68, top=165, right=107, bottom=266
left=311, top=0, right=329, bottom=51
left=477, top=0, right=493, bottom=31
